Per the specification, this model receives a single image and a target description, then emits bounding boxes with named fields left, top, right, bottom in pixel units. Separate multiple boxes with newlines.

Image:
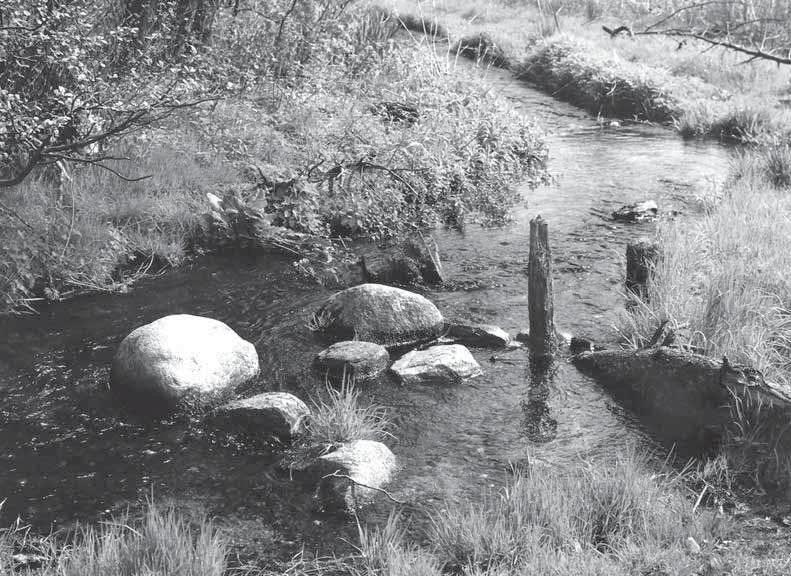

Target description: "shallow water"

left=0, top=65, right=731, bottom=560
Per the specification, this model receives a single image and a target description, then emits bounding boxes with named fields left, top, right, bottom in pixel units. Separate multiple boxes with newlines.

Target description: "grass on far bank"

left=387, top=0, right=791, bottom=141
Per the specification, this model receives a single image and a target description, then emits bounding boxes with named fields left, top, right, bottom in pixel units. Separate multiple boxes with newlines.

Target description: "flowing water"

left=0, top=65, right=731, bottom=562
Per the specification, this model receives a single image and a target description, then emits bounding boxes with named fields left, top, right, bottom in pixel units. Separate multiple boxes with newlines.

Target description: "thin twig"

left=322, top=470, right=406, bottom=504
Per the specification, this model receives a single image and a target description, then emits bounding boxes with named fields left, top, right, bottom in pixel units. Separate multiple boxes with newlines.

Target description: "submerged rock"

left=111, top=314, right=259, bottom=415
left=612, top=200, right=658, bottom=223
left=447, top=323, right=511, bottom=348
left=311, top=283, right=446, bottom=349
left=210, top=392, right=310, bottom=441
left=314, top=341, right=390, bottom=382
left=311, top=440, right=397, bottom=512
left=390, top=344, right=482, bottom=385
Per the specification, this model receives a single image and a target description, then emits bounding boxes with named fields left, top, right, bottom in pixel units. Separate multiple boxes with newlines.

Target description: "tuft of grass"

left=58, top=501, right=226, bottom=576
left=429, top=448, right=717, bottom=573
left=0, top=499, right=227, bottom=576
left=308, top=381, right=393, bottom=446
left=761, top=143, right=791, bottom=188
left=355, top=512, right=442, bottom=576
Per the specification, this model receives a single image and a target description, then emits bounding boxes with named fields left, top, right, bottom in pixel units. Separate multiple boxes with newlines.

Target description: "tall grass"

left=0, top=500, right=227, bottom=576
left=429, top=448, right=718, bottom=573
left=283, top=449, right=733, bottom=576
left=617, top=148, right=791, bottom=489
left=308, top=381, right=393, bottom=446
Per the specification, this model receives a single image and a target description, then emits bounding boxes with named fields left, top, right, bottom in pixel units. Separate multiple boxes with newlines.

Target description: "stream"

left=0, top=64, right=731, bottom=562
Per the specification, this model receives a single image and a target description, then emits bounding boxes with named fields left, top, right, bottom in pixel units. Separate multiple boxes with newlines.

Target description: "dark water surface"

left=0, top=65, right=731, bottom=561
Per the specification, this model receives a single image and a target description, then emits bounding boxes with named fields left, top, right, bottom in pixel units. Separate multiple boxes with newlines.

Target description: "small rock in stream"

left=612, top=200, right=658, bottom=223
left=210, top=392, right=310, bottom=441
left=446, top=323, right=511, bottom=348
left=310, top=440, right=398, bottom=512
left=390, top=344, right=482, bottom=385
left=314, top=341, right=390, bottom=383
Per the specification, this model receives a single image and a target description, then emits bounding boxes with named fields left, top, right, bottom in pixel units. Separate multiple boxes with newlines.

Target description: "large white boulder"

left=313, top=440, right=397, bottom=511
left=111, top=314, right=259, bottom=415
left=390, top=344, right=482, bottom=385
left=312, top=283, right=445, bottom=349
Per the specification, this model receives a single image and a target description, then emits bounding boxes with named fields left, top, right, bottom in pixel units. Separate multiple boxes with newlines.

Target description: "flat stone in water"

left=447, top=323, right=511, bottom=347
left=314, top=341, right=390, bottom=382
left=211, top=392, right=310, bottom=441
left=390, top=344, right=482, bottom=385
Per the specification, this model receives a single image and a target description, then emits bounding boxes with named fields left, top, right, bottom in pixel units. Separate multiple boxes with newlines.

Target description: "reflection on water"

left=0, top=64, right=731, bottom=559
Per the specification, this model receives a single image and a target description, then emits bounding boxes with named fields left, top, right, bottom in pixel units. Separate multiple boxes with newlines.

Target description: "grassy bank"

left=616, top=146, right=791, bottom=491
left=0, top=3, right=547, bottom=313
left=388, top=0, right=791, bottom=140
left=8, top=450, right=791, bottom=575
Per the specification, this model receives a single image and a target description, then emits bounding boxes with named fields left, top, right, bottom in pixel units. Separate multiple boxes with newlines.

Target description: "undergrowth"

left=0, top=3, right=548, bottom=313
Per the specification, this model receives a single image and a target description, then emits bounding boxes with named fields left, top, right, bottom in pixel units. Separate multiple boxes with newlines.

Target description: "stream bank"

left=0, top=56, right=741, bottom=568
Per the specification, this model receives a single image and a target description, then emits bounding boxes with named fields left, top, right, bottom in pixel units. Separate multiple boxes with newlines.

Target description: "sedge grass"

left=0, top=499, right=227, bottom=576
left=308, top=381, right=393, bottom=446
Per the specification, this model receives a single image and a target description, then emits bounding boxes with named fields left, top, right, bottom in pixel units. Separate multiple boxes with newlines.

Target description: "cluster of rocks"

left=109, top=283, right=518, bottom=512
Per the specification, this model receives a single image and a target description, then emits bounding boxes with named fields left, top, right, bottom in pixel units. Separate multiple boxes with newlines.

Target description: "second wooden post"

left=529, top=215, right=555, bottom=358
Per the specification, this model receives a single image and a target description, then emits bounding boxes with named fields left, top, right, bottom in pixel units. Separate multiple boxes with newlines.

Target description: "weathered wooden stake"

left=529, top=216, right=555, bottom=358
left=626, top=240, right=659, bottom=301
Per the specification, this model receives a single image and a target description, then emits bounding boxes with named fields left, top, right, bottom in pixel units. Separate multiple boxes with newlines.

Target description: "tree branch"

left=638, top=28, right=791, bottom=65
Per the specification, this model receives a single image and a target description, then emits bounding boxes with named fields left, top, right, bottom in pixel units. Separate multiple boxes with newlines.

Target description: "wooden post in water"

left=626, top=240, right=659, bottom=301
left=528, top=216, right=555, bottom=358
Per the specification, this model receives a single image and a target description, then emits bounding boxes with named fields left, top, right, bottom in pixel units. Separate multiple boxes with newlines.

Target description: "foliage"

left=0, top=0, right=219, bottom=187
left=0, top=1, right=548, bottom=311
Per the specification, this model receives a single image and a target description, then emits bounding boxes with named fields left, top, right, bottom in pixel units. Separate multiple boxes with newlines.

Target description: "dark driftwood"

left=573, top=346, right=791, bottom=447
left=528, top=216, right=555, bottom=357
left=626, top=240, right=659, bottom=301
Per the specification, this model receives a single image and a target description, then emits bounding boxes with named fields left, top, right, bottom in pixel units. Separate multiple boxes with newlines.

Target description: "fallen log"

left=573, top=346, right=791, bottom=449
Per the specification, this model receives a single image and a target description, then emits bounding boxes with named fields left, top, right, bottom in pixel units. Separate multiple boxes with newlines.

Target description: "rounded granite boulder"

left=312, top=283, right=445, bottom=350
left=111, top=314, right=259, bottom=415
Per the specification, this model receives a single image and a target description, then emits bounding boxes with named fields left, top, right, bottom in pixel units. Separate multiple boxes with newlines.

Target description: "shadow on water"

left=0, top=63, right=732, bottom=561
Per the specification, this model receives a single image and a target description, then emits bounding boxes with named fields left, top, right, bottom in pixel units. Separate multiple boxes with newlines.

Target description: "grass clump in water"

left=308, top=381, right=392, bottom=446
